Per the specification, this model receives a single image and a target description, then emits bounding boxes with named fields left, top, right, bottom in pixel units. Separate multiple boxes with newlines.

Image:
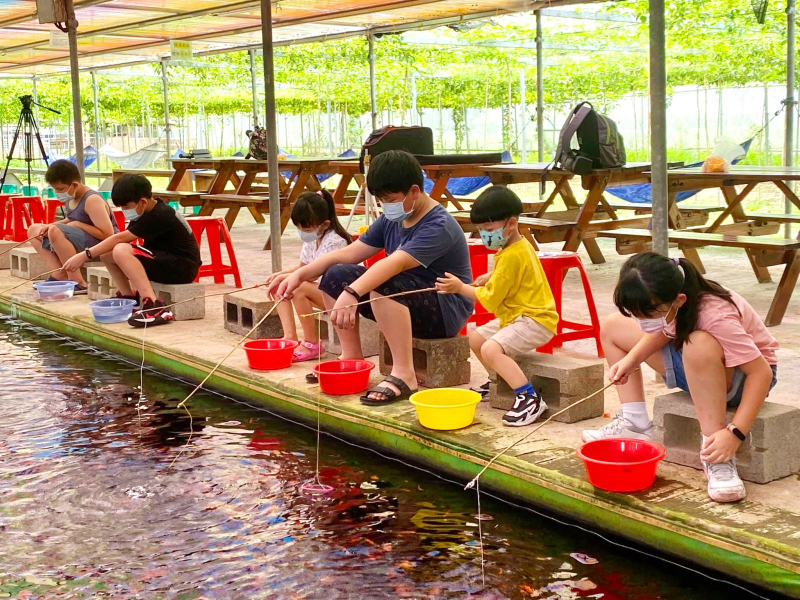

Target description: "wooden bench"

left=453, top=211, right=577, bottom=248
left=598, top=228, right=800, bottom=326
left=748, top=213, right=800, bottom=224
left=197, top=193, right=275, bottom=228
left=153, top=190, right=205, bottom=205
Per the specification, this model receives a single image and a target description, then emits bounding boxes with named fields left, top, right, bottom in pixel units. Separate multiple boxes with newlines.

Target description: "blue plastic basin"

left=88, top=298, right=137, bottom=323
left=33, top=280, right=77, bottom=302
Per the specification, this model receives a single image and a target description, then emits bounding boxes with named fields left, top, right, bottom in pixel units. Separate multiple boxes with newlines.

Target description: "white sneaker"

left=581, top=412, right=654, bottom=443
left=702, top=460, right=746, bottom=503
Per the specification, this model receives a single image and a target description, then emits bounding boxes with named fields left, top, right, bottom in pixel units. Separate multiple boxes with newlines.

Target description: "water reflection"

left=0, top=320, right=739, bottom=599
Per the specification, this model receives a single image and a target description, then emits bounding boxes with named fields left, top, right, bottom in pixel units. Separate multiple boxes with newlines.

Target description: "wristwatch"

left=85, top=248, right=93, bottom=260
left=727, top=423, right=746, bottom=441
left=343, top=285, right=360, bottom=299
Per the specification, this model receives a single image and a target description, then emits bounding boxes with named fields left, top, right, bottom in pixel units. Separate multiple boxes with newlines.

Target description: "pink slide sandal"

left=293, top=341, right=323, bottom=362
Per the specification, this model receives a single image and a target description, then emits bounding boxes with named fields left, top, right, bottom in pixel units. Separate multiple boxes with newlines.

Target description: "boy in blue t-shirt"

left=277, top=150, right=474, bottom=405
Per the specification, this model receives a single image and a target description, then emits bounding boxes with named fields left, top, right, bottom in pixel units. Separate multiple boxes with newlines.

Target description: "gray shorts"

left=41, top=223, right=93, bottom=253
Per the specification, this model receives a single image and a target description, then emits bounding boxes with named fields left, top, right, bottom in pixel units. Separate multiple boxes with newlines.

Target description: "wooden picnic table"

left=659, top=165, right=800, bottom=282
left=330, top=160, right=501, bottom=213
left=112, top=168, right=192, bottom=191
left=165, top=157, right=350, bottom=247
left=482, top=162, right=678, bottom=264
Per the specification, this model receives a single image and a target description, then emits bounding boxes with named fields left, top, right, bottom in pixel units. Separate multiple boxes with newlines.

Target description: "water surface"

left=0, top=317, right=758, bottom=599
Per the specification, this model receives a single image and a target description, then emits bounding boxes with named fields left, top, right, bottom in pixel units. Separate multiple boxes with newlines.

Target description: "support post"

left=249, top=49, right=259, bottom=127
left=65, top=0, right=84, bottom=180
left=649, top=0, right=668, bottom=256
left=91, top=70, right=101, bottom=171
left=32, top=76, right=39, bottom=123
left=785, top=0, right=796, bottom=238
left=368, top=33, right=378, bottom=131
left=327, top=98, right=333, bottom=155
left=536, top=9, right=544, bottom=162
left=764, top=84, right=770, bottom=166
left=520, top=67, right=527, bottom=163
left=261, top=0, right=282, bottom=267
left=411, top=72, right=417, bottom=126
left=161, top=60, right=171, bottom=157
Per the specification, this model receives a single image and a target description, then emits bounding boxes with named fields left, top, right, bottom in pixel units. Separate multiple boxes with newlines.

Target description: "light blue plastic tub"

left=33, top=280, right=77, bottom=302
left=88, top=298, right=137, bottom=323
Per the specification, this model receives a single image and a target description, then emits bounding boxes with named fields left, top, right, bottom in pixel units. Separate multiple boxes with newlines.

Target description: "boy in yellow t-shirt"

left=436, top=186, right=558, bottom=426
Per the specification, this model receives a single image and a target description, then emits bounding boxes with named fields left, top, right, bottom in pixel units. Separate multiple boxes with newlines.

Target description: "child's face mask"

left=298, top=227, right=321, bottom=243
left=478, top=219, right=511, bottom=250
left=122, top=200, right=143, bottom=222
left=55, top=183, right=76, bottom=203
left=635, top=301, right=678, bottom=338
left=380, top=191, right=415, bottom=222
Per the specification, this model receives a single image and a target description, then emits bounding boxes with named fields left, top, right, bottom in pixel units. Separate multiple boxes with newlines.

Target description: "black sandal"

left=360, top=375, right=415, bottom=406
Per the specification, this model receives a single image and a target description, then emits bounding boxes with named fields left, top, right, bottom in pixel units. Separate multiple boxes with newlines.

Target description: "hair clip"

left=672, top=257, right=681, bottom=265
left=317, top=190, right=324, bottom=197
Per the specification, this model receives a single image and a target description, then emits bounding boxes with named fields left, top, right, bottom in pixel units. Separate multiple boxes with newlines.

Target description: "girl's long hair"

left=290, top=189, right=353, bottom=244
left=613, top=252, right=737, bottom=349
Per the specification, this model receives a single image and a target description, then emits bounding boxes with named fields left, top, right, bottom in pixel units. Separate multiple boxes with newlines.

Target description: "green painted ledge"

left=3, top=297, right=800, bottom=598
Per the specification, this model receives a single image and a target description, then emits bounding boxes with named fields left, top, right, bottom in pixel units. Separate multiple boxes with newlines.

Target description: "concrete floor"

left=3, top=194, right=800, bottom=591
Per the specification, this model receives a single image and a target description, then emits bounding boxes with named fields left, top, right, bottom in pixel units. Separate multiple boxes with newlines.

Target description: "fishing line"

left=165, top=298, right=284, bottom=471
left=15, top=314, right=767, bottom=599
left=136, top=283, right=266, bottom=314
left=299, top=287, right=437, bottom=318
left=301, top=315, right=333, bottom=495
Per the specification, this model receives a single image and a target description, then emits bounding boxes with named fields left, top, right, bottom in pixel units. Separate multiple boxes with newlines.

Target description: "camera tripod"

left=0, top=95, right=61, bottom=192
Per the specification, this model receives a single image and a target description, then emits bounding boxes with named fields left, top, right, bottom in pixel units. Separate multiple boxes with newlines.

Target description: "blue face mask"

left=479, top=223, right=510, bottom=250
left=122, top=207, right=141, bottom=222
left=298, top=228, right=321, bottom=243
left=381, top=194, right=413, bottom=222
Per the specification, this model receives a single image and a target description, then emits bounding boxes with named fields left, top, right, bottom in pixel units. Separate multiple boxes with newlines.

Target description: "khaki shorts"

left=474, top=316, right=554, bottom=357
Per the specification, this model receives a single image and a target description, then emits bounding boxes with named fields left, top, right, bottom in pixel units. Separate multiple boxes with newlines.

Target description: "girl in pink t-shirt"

left=583, top=252, right=778, bottom=504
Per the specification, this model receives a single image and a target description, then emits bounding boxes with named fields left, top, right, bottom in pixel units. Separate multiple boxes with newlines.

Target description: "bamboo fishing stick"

left=0, top=267, right=68, bottom=295
left=137, top=283, right=266, bottom=313
left=0, top=236, right=37, bottom=257
left=166, top=298, right=285, bottom=472
left=299, top=286, right=438, bottom=318
left=465, top=380, right=617, bottom=490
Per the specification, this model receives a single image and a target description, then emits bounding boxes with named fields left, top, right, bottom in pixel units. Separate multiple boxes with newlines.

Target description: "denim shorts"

left=660, top=342, right=777, bottom=407
left=318, top=263, right=448, bottom=339
left=41, top=223, right=93, bottom=253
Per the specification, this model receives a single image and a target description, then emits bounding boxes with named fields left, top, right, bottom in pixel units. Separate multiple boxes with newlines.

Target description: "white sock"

left=621, top=402, right=651, bottom=430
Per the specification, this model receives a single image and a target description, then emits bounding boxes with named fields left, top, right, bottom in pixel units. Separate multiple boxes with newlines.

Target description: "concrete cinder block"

left=489, top=353, right=605, bottom=423
left=379, top=333, right=470, bottom=388
left=87, top=265, right=119, bottom=300
left=10, top=247, right=48, bottom=280
left=152, top=281, right=205, bottom=321
left=316, top=314, right=381, bottom=357
left=224, top=288, right=283, bottom=339
left=0, top=240, right=25, bottom=270
left=653, top=391, right=800, bottom=484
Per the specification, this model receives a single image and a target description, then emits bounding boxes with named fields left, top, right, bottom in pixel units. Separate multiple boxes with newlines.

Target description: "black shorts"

left=132, top=245, right=200, bottom=285
left=318, top=264, right=447, bottom=339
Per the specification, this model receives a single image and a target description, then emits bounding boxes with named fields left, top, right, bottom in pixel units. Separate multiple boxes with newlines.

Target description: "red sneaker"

left=128, top=297, right=174, bottom=327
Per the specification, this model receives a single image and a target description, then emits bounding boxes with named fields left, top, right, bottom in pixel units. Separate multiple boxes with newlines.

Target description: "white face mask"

left=122, top=206, right=141, bottom=221
left=55, top=185, right=76, bottom=202
left=634, top=302, right=678, bottom=338
left=298, top=228, right=321, bottom=243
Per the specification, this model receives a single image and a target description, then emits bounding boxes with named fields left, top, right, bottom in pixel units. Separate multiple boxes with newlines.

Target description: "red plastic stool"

left=7, top=196, right=44, bottom=242
left=536, top=251, right=603, bottom=358
left=352, top=233, right=387, bottom=267
left=0, top=194, right=21, bottom=240
left=186, top=216, right=242, bottom=287
left=111, top=209, right=126, bottom=232
left=45, top=199, right=65, bottom=223
left=460, top=239, right=497, bottom=335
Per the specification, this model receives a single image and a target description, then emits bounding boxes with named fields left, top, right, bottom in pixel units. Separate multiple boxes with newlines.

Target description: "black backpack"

left=552, top=102, right=626, bottom=174
left=359, top=126, right=434, bottom=172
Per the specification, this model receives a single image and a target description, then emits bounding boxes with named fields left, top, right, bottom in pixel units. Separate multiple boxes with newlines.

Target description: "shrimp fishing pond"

left=0, top=317, right=761, bottom=599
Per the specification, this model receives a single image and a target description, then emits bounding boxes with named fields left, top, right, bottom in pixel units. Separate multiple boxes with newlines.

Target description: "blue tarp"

left=423, top=150, right=512, bottom=197
left=318, top=149, right=357, bottom=183
left=605, top=139, right=754, bottom=204
left=67, top=145, right=97, bottom=168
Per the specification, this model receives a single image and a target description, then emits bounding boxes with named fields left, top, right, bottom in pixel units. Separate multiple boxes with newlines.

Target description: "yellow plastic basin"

left=409, top=388, right=481, bottom=430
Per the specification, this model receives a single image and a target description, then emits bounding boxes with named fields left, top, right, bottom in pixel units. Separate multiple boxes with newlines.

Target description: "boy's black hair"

left=366, top=150, right=424, bottom=199
left=470, top=185, right=523, bottom=224
left=45, top=159, right=81, bottom=185
left=111, top=173, right=152, bottom=207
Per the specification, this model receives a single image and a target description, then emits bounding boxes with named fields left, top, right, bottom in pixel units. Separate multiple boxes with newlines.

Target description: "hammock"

left=423, top=150, right=512, bottom=197
left=606, top=139, right=753, bottom=204
left=99, top=143, right=165, bottom=170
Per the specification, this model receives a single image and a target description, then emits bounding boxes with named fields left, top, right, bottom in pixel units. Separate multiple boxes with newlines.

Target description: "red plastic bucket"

left=243, top=339, right=299, bottom=370
left=576, top=438, right=666, bottom=492
left=312, top=360, right=375, bottom=395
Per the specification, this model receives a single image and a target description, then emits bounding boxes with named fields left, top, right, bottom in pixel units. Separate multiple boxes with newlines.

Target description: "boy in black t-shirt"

left=63, top=174, right=201, bottom=327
